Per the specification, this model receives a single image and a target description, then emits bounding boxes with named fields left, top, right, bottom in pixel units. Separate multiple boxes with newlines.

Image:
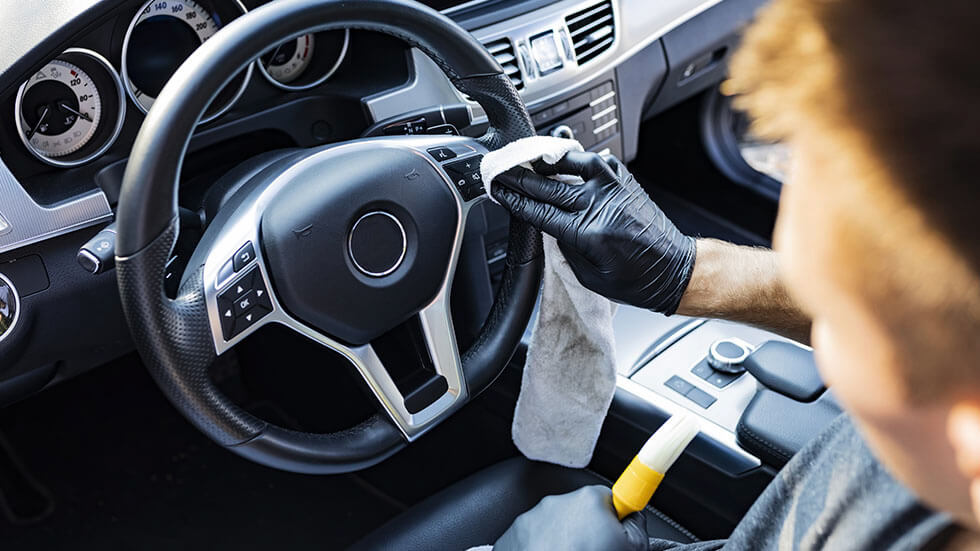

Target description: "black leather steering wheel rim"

left=114, top=0, right=543, bottom=474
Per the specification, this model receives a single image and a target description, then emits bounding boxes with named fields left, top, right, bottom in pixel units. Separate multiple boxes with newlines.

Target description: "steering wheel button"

left=216, top=259, right=235, bottom=289
left=217, top=298, right=236, bottom=340
left=233, top=241, right=256, bottom=271
left=232, top=305, right=271, bottom=336
left=233, top=291, right=255, bottom=316
left=426, top=147, right=456, bottom=162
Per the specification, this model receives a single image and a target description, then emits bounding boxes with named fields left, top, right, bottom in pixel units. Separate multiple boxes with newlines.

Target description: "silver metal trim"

left=14, top=48, right=127, bottom=168
left=255, top=29, right=350, bottom=92
left=77, top=249, right=101, bottom=274
left=0, top=272, right=21, bottom=345
left=708, top=337, right=752, bottom=371
left=591, top=104, right=616, bottom=120
left=348, top=210, right=407, bottom=277
left=121, top=0, right=253, bottom=125
left=441, top=0, right=491, bottom=14
left=592, top=117, right=618, bottom=134
left=0, top=156, right=112, bottom=256
left=617, top=375, right=762, bottom=471
left=201, top=135, right=487, bottom=439
left=589, top=90, right=616, bottom=107
left=627, top=318, right=706, bottom=377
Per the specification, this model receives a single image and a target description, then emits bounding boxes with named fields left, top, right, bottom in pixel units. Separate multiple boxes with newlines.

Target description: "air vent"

left=484, top=38, right=524, bottom=90
left=565, top=0, right=615, bottom=66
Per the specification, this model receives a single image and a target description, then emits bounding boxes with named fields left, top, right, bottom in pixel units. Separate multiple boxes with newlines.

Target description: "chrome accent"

left=77, top=249, right=101, bottom=274
left=121, top=0, right=253, bottom=125
left=627, top=318, right=706, bottom=377
left=348, top=211, right=407, bottom=277
left=617, top=375, right=762, bottom=472
left=364, top=49, right=464, bottom=124
left=201, top=136, right=488, bottom=439
left=708, top=337, right=753, bottom=372
left=591, top=104, right=617, bottom=120
left=0, top=272, right=20, bottom=345
left=364, top=0, right=724, bottom=125
left=589, top=90, right=616, bottom=107
left=255, top=29, right=350, bottom=92
left=0, top=156, right=112, bottom=255
left=549, top=124, right=574, bottom=139
left=441, top=0, right=491, bottom=14
left=14, top=48, right=127, bottom=168
left=592, top=117, right=618, bottom=134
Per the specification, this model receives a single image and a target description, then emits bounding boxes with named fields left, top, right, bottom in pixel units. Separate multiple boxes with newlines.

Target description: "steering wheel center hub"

left=259, top=144, right=459, bottom=345
left=349, top=211, right=407, bottom=277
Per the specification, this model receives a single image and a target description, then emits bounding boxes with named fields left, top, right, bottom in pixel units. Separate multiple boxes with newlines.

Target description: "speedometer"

left=14, top=48, right=126, bottom=167
left=122, top=0, right=251, bottom=124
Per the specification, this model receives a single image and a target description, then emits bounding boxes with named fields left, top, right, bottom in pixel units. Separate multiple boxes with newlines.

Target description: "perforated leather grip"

left=115, top=0, right=542, bottom=473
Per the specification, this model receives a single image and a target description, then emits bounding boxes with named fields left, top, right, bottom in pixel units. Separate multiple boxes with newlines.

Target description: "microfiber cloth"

left=480, top=136, right=618, bottom=469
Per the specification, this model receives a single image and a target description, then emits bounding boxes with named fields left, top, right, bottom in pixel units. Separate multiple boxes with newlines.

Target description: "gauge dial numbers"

left=19, top=60, right=100, bottom=158
left=262, top=34, right=314, bottom=84
left=14, top=48, right=126, bottom=167
left=257, top=30, right=349, bottom=91
left=122, top=0, right=251, bottom=123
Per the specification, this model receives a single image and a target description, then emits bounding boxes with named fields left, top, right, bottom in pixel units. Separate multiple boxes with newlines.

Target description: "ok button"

left=234, top=291, right=255, bottom=315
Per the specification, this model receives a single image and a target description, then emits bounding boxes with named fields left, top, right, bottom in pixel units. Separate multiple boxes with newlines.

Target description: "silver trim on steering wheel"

left=200, top=135, right=486, bottom=440
left=348, top=210, right=407, bottom=277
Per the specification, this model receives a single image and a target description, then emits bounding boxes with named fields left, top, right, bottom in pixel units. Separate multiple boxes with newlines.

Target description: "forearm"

left=676, top=239, right=811, bottom=343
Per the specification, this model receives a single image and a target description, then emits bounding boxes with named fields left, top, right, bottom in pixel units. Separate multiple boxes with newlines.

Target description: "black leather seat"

left=352, top=457, right=697, bottom=550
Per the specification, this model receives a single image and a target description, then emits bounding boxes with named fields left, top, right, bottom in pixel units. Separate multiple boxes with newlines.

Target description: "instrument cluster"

left=14, top=0, right=350, bottom=167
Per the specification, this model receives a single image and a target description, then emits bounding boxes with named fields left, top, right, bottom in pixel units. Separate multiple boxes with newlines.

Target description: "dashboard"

left=0, top=0, right=764, bottom=402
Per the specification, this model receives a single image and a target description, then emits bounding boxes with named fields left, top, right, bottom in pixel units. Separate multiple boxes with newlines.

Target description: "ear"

left=948, top=402, right=980, bottom=526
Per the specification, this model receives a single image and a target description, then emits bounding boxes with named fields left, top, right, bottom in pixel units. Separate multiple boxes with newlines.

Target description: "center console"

left=611, top=307, right=842, bottom=473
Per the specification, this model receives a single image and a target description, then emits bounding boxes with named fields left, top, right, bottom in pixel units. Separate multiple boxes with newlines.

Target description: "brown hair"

left=726, top=0, right=980, bottom=401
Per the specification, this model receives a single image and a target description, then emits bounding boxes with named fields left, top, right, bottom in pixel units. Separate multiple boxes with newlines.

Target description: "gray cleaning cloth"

left=480, top=136, right=618, bottom=468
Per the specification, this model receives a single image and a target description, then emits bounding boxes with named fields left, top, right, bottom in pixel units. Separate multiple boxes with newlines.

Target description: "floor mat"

left=0, top=356, right=405, bottom=550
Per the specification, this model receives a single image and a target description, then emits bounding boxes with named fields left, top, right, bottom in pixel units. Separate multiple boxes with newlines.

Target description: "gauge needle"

left=265, top=43, right=285, bottom=70
left=26, top=106, right=50, bottom=140
left=58, top=102, right=93, bottom=122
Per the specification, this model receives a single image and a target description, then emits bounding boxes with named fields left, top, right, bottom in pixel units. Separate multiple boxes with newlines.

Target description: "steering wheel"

left=114, top=0, right=543, bottom=474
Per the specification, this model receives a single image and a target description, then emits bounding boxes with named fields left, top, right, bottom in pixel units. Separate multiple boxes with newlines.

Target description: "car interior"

left=0, top=0, right=836, bottom=548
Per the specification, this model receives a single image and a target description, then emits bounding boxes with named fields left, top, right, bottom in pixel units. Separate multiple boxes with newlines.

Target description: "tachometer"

left=15, top=48, right=126, bottom=167
left=122, top=0, right=251, bottom=123
left=19, top=60, right=100, bottom=158
left=262, top=34, right=315, bottom=85
left=257, top=30, right=349, bottom=91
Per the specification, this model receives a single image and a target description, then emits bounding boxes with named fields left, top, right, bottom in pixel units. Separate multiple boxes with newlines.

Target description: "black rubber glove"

left=492, top=152, right=696, bottom=315
left=493, top=485, right=649, bottom=551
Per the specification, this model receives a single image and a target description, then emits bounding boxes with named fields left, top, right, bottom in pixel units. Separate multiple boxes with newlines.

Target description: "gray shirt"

left=651, top=415, right=956, bottom=550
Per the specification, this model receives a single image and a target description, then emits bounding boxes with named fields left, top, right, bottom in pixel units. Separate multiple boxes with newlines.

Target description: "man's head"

left=727, top=0, right=980, bottom=528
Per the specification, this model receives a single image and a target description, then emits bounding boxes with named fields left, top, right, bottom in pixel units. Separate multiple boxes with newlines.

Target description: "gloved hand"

left=492, top=152, right=696, bottom=315
left=494, top=486, right=649, bottom=551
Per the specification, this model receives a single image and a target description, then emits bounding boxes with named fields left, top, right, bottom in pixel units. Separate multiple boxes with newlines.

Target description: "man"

left=489, top=0, right=980, bottom=548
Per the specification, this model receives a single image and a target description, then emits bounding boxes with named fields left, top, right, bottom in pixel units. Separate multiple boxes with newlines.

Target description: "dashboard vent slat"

left=483, top=38, right=524, bottom=90
left=565, top=0, right=616, bottom=66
